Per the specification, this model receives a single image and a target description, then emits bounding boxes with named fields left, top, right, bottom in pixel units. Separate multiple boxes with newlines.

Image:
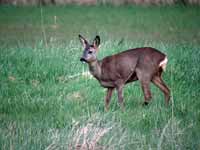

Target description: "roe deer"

left=79, top=35, right=170, bottom=111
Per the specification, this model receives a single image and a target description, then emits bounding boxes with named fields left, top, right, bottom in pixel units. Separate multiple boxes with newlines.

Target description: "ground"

left=0, top=5, right=200, bottom=149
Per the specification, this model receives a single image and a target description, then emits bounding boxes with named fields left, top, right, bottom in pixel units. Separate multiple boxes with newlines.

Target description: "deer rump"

left=98, top=47, right=167, bottom=88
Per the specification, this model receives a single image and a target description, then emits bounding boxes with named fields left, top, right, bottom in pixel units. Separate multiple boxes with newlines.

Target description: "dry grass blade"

left=157, top=119, right=171, bottom=150
left=69, top=122, right=112, bottom=150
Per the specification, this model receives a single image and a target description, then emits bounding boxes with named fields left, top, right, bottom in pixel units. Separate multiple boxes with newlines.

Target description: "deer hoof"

left=142, top=101, right=149, bottom=106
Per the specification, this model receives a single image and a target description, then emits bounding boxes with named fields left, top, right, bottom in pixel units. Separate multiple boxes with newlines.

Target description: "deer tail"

left=159, top=57, right=168, bottom=71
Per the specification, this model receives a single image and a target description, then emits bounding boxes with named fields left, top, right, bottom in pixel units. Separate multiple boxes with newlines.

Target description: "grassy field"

left=0, top=5, right=200, bottom=149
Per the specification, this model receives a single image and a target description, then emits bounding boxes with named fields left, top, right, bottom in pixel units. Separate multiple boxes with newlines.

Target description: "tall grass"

left=0, top=5, right=200, bottom=149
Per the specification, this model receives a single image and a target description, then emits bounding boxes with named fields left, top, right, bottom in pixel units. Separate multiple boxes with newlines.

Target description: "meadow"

left=0, top=5, right=200, bottom=149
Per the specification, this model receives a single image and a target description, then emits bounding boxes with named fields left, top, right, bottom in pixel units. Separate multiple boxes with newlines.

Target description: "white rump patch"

left=159, top=57, right=168, bottom=71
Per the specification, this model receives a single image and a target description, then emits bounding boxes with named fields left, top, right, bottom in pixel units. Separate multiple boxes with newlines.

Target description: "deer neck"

left=88, top=60, right=101, bottom=79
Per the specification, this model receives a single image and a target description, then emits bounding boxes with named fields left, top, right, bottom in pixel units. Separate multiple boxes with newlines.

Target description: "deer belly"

left=99, top=80, right=115, bottom=88
left=126, top=72, right=138, bottom=83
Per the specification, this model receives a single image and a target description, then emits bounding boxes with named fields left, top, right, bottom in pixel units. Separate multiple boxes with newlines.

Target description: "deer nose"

left=80, top=57, right=86, bottom=62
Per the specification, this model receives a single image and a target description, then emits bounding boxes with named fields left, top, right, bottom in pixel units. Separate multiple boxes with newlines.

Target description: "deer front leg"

left=105, top=88, right=114, bottom=111
left=116, top=85, right=125, bottom=110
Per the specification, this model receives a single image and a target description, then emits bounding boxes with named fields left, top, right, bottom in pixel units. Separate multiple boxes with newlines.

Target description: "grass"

left=0, top=4, right=200, bottom=149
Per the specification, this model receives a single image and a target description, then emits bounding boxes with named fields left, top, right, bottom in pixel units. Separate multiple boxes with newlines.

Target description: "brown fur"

left=79, top=35, right=170, bottom=110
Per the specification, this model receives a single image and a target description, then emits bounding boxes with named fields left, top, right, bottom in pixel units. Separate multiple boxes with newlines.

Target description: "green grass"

left=0, top=5, right=200, bottom=149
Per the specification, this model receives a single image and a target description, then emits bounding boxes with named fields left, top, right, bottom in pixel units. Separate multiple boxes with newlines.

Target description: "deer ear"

left=78, top=34, right=88, bottom=48
left=93, top=35, right=100, bottom=48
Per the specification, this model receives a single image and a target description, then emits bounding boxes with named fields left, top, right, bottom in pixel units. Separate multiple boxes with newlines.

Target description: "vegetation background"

left=1, top=0, right=200, bottom=5
left=0, top=1, right=200, bottom=150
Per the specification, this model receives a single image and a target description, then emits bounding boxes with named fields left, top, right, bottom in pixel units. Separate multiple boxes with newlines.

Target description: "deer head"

left=79, top=34, right=100, bottom=64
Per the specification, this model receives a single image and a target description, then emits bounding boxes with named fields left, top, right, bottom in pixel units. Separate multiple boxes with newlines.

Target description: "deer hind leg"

left=105, top=88, right=114, bottom=111
left=136, top=69, right=152, bottom=105
left=140, top=81, right=152, bottom=105
left=116, top=85, right=125, bottom=111
left=152, top=75, right=170, bottom=105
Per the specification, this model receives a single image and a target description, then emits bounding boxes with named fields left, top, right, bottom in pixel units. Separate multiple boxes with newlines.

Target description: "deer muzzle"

left=80, top=57, right=87, bottom=63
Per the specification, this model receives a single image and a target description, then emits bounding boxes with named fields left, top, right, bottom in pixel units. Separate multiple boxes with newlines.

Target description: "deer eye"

left=88, top=51, right=93, bottom=54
